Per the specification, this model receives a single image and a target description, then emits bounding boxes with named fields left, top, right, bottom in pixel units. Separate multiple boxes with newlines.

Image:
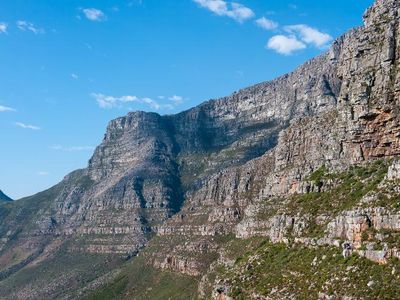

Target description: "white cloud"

left=92, top=93, right=185, bottom=110
left=255, top=17, right=278, bottom=30
left=193, top=0, right=254, bottom=23
left=37, top=171, right=49, bottom=176
left=267, top=35, right=306, bottom=55
left=0, top=105, right=15, bottom=112
left=91, top=93, right=138, bottom=109
left=285, top=24, right=332, bottom=48
left=230, top=3, right=254, bottom=22
left=51, top=145, right=95, bottom=152
left=0, top=23, right=8, bottom=34
left=168, top=95, right=184, bottom=104
left=71, top=73, right=79, bottom=80
left=82, top=8, right=107, bottom=22
left=267, top=25, right=332, bottom=55
left=16, top=21, right=44, bottom=34
left=15, top=122, right=41, bottom=130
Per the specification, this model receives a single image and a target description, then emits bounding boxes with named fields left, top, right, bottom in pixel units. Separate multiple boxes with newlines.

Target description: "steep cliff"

left=1, top=0, right=400, bottom=299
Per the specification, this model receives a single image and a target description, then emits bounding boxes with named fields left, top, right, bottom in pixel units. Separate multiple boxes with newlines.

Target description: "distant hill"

left=0, top=190, right=13, bottom=202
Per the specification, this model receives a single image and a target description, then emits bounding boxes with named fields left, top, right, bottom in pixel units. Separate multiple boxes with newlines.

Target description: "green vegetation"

left=85, top=256, right=199, bottom=300
left=281, top=160, right=390, bottom=237
left=0, top=183, right=63, bottom=238
left=308, top=165, right=327, bottom=184
left=0, top=244, right=123, bottom=299
left=178, top=153, right=210, bottom=189
left=0, top=169, right=92, bottom=238
left=221, top=242, right=400, bottom=300
left=372, top=229, right=400, bottom=249
left=200, top=236, right=267, bottom=298
left=86, top=274, right=129, bottom=300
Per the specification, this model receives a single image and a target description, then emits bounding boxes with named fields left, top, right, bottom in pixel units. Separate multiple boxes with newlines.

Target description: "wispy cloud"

left=15, top=122, right=41, bottom=130
left=84, top=43, right=93, bottom=51
left=0, top=23, right=8, bottom=34
left=284, top=24, right=332, bottom=48
left=168, top=95, right=184, bottom=104
left=51, top=145, right=95, bottom=152
left=92, top=93, right=185, bottom=110
left=193, top=0, right=254, bottom=23
left=91, top=93, right=139, bottom=109
left=37, top=171, right=49, bottom=176
left=16, top=21, right=44, bottom=34
left=0, top=105, right=15, bottom=112
left=82, top=8, right=107, bottom=22
left=128, top=0, right=144, bottom=7
left=71, top=73, right=79, bottom=80
left=267, top=35, right=306, bottom=55
left=255, top=17, right=278, bottom=30
left=142, top=97, right=164, bottom=110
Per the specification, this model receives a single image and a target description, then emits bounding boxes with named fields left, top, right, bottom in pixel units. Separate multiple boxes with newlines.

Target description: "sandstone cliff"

left=1, top=0, right=400, bottom=299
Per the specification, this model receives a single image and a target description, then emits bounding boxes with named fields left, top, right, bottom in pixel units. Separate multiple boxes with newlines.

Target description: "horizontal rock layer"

left=1, top=0, right=400, bottom=299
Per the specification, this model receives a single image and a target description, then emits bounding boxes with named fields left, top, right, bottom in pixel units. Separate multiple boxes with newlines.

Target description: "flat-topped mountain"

left=1, top=0, right=400, bottom=299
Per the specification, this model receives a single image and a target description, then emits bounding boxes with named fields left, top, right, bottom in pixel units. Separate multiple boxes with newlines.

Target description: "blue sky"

left=0, top=0, right=373, bottom=199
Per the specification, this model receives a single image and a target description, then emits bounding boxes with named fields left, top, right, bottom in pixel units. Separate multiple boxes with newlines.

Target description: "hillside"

left=1, top=0, right=400, bottom=299
left=0, top=190, right=12, bottom=202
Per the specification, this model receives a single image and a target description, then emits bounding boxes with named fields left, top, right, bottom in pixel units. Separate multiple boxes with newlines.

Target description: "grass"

left=85, top=256, right=199, bottom=300
left=0, top=243, right=123, bottom=299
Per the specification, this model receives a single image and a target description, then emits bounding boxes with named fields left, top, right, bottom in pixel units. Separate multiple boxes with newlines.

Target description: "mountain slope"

left=0, top=24, right=341, bottom=264
left=1, top=0, right=400, bottom=299
left=0, top=190, right=12, bottom=202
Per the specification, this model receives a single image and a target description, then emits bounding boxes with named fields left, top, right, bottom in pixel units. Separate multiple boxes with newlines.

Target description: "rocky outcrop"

left=327, top=207, right=400, bottom=242
left=337, top=0, right=400, bottom=160
left=153, top=255, right=202, bottom=276
left=1, top=0, right=400, bottom=299
left=386, top=160, right=400, bottom=180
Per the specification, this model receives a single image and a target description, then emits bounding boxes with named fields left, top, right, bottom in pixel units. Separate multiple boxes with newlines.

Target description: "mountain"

left=0, top=190, right=12, bottom=202
left=1, top=0, right=400, bottom=299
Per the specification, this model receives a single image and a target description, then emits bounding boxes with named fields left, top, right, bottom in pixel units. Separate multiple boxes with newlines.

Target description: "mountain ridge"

left=1, top=0, right=400, bottom=298
left=0, top=190, right=12, bottom=202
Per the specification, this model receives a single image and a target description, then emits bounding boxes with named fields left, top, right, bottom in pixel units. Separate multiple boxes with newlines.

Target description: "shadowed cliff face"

left=1, top=0, right=400, bottom=299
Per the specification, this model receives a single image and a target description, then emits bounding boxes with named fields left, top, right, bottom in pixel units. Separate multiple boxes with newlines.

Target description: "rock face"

left=0, top=23, right=343, bottom=258
left=1, top=0, right=400, bottom=299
